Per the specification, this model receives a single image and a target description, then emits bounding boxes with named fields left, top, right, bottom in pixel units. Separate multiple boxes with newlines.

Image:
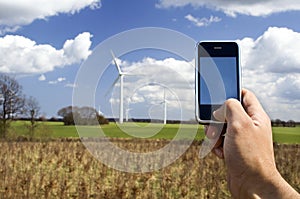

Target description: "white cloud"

left=0, top=32, right=92, bottom=74
left=237, top=27, right=300, bottom=120
left=64, top=83, right=77, bottom=88
left=0, top=0, right=101, bottom=34
left=185, top=14, right=221, bottom=27
left=63, top=32, right=93, bottom=65
left=157, top=0, right=300, bottom=17
left=48, top=77, right=66, bottom=85
left=57, top=77, right=66, bottom=82
left=38, top=74, right=46, bottom=81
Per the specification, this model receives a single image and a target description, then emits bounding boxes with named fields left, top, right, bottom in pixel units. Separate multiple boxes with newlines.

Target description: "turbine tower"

left=125, top=98, right=132, bottom=122
left=161, top=88, right=168, bottom=125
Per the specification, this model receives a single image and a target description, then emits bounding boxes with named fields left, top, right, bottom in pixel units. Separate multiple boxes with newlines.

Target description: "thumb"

left=213, top=104, right=226, bottom=123
left=213, top=98, right=249, bottom=123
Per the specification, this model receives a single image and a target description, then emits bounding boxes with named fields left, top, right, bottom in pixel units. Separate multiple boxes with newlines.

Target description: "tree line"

left=271, top=119, right=298, bottom=127
left=0, top=74, right=109, bottom=139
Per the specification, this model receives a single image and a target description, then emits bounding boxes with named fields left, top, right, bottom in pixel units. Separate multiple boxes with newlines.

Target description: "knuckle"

left=231, top=118, right=251, bottom=133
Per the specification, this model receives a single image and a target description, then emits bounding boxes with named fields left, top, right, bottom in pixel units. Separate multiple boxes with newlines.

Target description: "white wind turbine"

left=108, top=50, right=125, bottom=123
left=107, top=50, right=137, bottom=124
left=161, top=88, right=168, bottom=125
left=148, top=83, right=169, bottom=125
left=125, top=98, right=132, bottom=122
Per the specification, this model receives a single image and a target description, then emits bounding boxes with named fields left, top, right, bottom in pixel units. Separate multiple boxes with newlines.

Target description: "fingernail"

left=211, top=131, right=216, bottom=137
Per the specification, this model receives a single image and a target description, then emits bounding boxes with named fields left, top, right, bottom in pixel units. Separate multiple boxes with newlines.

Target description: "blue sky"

left=1, top=0, right=300, bottom=121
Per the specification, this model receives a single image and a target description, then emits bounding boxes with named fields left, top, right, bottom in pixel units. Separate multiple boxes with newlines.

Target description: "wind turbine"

left=107, top=50, right=139, bottom=123
left=148, top=83, right=168, bottom=124
left=125, top=98, right=132, bottom=122
left=106, top=50, right=126, bottom=123
left=161, top=88, right=168, bottom=125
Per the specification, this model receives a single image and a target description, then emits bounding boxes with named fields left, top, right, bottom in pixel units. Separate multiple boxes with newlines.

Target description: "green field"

left=10, top=121, right=300, bottom=143
left=272, top=127, right=300, bottom=143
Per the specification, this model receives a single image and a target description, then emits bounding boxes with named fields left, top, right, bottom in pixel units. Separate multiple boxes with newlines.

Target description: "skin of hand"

left=205, top=89, right=300, bottom=199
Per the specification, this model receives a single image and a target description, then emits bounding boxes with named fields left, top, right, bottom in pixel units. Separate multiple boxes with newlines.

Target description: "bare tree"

left=0, top=74, right=25, bottom=138
left=24, top=96, right=40, bottom=137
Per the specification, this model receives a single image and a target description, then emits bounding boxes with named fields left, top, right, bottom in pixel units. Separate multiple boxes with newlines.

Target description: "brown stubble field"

left=0, top=139, right=299, bottom=198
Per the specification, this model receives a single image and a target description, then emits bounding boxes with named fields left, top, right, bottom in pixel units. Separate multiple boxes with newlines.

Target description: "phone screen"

left=200, top=57, right=238, bottom=104
left=197, top=42, right=240, bottom=122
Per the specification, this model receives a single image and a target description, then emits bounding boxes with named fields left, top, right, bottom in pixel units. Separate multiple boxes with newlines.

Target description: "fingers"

left=242, top=89, right=264, bottom=115
left=205, top=125, right=218, bottom=139
left=204, top=88, right=268, bottom=159
left=241, top=89, right=270, bottom=125
left=204, top=125, right=225, bottom=159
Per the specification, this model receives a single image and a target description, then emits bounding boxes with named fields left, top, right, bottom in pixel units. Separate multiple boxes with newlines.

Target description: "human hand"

left=205, top=89, right=300, bottom=198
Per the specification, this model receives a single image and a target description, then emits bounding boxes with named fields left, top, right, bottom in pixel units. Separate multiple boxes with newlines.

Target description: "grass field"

left=10, top=121, right=300, bottom=143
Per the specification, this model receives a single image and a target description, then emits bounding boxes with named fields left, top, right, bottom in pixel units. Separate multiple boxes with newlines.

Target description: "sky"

left=0, top=0, right=300, bottom=121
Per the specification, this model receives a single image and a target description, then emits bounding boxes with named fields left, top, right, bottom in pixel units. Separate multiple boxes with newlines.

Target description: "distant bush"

left=57, top=106, right=109, bottom=126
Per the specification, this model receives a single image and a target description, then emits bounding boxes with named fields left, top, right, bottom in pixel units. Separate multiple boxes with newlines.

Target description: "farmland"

left=0, top=139, right=299, bottom=198
left=1, top=121, right=299, bottom=198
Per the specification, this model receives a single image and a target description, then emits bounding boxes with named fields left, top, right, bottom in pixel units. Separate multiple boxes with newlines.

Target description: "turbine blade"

left=110, top=50, right=123, bottom=74
left=105, top=76, right=120, bottom=97
left=123, top=73, right=135, bottom=76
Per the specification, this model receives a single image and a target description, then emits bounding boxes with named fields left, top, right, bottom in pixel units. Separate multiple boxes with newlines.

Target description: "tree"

left=286, top=120, right=296, bottom=127
left=0, top=74, right=25, bottom=138
left=24, top=96, right=41, bottom=137
left=273, top=119, right=282, bottom=127
left=57, top=106, right=109, bottom=125
left=58, top=106, right=76, bottom=125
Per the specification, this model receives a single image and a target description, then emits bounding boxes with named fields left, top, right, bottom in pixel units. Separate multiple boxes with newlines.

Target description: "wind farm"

left=106, top=51, right=172, bottom=125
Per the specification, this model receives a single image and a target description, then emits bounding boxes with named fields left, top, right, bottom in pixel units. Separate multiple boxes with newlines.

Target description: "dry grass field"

left=0, top=139, right=299, bottom=198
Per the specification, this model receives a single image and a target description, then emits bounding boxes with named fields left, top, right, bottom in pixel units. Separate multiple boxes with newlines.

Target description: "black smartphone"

left=195, top=41, right=241, bottom=124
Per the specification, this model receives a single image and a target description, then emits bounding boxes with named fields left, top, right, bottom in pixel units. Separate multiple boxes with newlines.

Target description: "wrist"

left=240, top=169, right=300, bottom=199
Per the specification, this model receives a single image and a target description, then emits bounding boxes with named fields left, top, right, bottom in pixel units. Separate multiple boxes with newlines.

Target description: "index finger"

left=242, top=89, right=270, bottom=125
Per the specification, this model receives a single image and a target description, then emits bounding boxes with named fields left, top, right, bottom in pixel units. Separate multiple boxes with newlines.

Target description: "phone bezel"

left=195, top=41, right=241, bottom=124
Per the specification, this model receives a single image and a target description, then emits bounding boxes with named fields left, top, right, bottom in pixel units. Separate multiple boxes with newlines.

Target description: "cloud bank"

left=0, top=32, right=92, bottom=74
left=0, top=0, right=101, bottom=34
left=110, top=27, right=300, bottom=121
left=238, top=27, right=300, bottom=120
left=157, top=0, right=300, bottom=17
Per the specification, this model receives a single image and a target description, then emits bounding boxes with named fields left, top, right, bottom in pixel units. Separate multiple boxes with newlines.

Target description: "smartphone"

left=195, top=41, right=241, bottom=124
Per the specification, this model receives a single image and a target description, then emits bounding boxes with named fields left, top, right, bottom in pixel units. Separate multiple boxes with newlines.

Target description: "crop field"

left=2, top=121, right=299, bottom=198
left=0, top=139, right=299, bottom=198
